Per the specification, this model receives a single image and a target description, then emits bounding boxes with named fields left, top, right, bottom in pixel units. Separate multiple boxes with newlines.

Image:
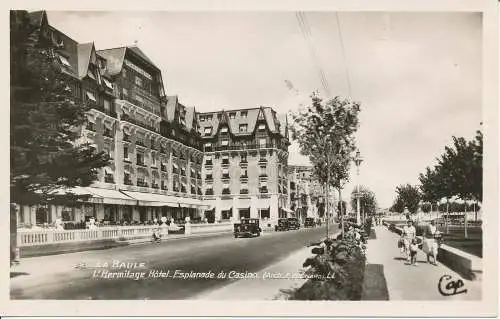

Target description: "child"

left=409, top=239, right=419, bottom=266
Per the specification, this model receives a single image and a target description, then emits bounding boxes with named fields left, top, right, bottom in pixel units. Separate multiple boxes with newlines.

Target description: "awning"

left=281, top=207, right=294, bottom=214
left=219, top=199, right=233, bottom=211
left=121, top=190, right=179, bottom=207
left=47, top=187, right=102, bottom=204
left=86, top=187, right=137, bottom=205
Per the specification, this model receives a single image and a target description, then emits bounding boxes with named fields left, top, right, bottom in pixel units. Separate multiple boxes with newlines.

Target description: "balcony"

left=104, top=175, right=114, bottom=183
left=222, top=188, right=230, bottom=195
left=259, top=187, right=268, bottom=194
left=221, top=160, right=230, bottom=166
left=240, top=189, right=249, bottom=195
left=161, top=164, right=167, bottom=172
left=90, top=104, right=117, bottom=118
left=136, top=161, right=147, bottom=167
left=205, top=189, right=214, bottom=195
left=205, top=160, right=213, bottom=166
left=258, top=158, right=268, bottom=163
left=205, top=175, right=213, bottom=181
left=240, top=175, right=248, bottom=180
left=121, top=113, right=159, bottom=133
left=211, top=143, right=276, bottom=152
left=259, top=173, right=268, bottom=178
left=123, top=134, right=131, bottom=142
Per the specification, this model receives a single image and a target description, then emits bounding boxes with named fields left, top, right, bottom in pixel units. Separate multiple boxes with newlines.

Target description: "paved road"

left=11, top=226, right=334, bottom=300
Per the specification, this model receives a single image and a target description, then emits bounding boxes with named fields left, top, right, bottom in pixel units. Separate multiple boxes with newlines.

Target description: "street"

left=11, top=226, right=334, bottom=300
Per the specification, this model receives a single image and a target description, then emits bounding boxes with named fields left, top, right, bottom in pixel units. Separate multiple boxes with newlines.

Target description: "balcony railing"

left=222, top=188, right=230, bottom=195
left=121, top=114, right=159, bottom=133
left=205, top=161, right=213, bottom=166
left=259, top=173, right=268, bottom=178
left=205, top=189, right=214, bottom=195
left=161, top=164, right=167, bottom=172
left=137, top=180, right=149, bottom=188
left=205, top=176, right=213, bottom=181
left=240, top=189, right=249, bottom=194
left=136, top=161, right=147, bottom=167
left=258, top=158, right=268, bottom=163
left=90, top=104, right=117, bottom=118
left=151, top=183, right=159, bottom=189
left=240, top=175, right=248, bottom=179
left=208, top=143, right=277, bottom=152
left=260, top=187, right=268, bottom=194
left=222, top=174, right=230, bottom=179
left=124, top=179, right=133, bottom=186
left=123, top=134, right=131, bottom=142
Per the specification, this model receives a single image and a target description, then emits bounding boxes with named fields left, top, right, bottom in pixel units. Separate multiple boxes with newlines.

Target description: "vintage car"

left=304, top=217, right=315, bottom=228
left=274, top=218, right=289, bottom=231
left=287, top=217, right=300, bottom=230
left=234, top=218, right=262, bottom=238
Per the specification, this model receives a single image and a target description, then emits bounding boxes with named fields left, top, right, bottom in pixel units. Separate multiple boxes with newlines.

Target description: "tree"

left=350, top=185, right=377, bottom=219
left=10, top=11, right=109, bottom=206
left=290, top=93, right=361, bottom=237
left=337, top=200, right=347, bottom=217
left=391, top=184, right=421, bottom=214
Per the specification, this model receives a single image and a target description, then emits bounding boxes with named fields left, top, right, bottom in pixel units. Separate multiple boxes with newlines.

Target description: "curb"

left=127, top=231, right=232, bottom=246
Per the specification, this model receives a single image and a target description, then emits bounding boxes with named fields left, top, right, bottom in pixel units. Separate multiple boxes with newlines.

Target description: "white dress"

left=423, top=225, right=439, bottom=257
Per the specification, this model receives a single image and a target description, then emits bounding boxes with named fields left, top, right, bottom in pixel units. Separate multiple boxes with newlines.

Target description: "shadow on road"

left=10, top=272, right=30, bottom=278
left=361, top=264, right=389, bottom=300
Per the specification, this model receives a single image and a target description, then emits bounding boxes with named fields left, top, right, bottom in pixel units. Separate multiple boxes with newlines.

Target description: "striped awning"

left=120, top=190, right=178, bottom=207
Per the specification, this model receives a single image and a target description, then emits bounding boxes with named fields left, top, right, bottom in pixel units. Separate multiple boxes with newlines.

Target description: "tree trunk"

left=339, top=187, right=344, bottom=239
left=10, top=203, right=19, bottom=265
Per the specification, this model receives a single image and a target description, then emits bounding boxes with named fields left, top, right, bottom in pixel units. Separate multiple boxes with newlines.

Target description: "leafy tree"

left=337, top=200, right=347, bottom=217
left=10, top=10, right=109, bottom=206
left=290, top=93, right=361, bottom=234
left=350, top=185, right=377, bottom=218
left=391, top=184, right=421, bottom=214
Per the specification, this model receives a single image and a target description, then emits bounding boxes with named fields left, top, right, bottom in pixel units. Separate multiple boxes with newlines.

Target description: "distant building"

left=288, top=165, right=324, bottom=222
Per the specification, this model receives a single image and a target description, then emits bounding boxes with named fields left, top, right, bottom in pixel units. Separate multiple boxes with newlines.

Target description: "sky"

left=46, top=11, right=483, bottom=209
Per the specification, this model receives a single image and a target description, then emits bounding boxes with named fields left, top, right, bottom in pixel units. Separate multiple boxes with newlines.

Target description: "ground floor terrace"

left=14, top=187, right=306, bottom=230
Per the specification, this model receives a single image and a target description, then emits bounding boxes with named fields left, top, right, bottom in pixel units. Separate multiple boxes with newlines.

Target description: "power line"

left=335, top=12, right=352, bottom=97
left=295, top=11, right=331, bottom=97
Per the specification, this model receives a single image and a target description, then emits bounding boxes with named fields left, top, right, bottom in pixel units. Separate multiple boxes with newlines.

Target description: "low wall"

left=383, top=222, right=482, bottom=281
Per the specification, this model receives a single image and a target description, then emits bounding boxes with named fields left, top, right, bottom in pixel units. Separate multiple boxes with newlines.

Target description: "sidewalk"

left=365, top=226, right=481, bottom=300
left=192, top=246, right=313, bottom=300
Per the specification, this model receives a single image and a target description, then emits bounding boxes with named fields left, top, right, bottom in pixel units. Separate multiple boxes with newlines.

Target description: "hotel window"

left=241, top=169, right=248, bottom=178
left=205, top=172, right=213, bottom=180
left=123, top=145, right=129, bottom=160
left=259, top=165, right=267, bottom=177
left=229, top=112, right=236, bottom=119
left=104, top=144, right=113, bottom=159
left=151, top=153, right=156, bottom=166
left=220, top=127, right=228, bottom=134
left=135, top=76, right=143, bottom=87
left=240, top=153, right=247, bottom=163
left=205, top=187, right=214, bottom=195
left=191, top=168, right=196, bottom=177
left=124, top=172, right=132, bottom=185
left=86, top=118, right=96, bottom=131
left=104, top=99, right=111, bottom=112
left=259, top=138, right=266, bottom=148
left=258, top=124, right=266, bottom=131
left=122, top=69, right=127, bottom=78
left=259, top=181, right=268, bottom=193
left=260, top=208, right=270, bottom=219
left=137, top=152, right=145, bottom=166
left=181, top=183, right=186, bottom=193
left=135, top=95, right=144, bottom=105
left=239, top=124, right=247, bottom=133
left=204, top=127, right=212, bottom=136
left=181, top=166, right=186, bottom=176
left=200, top=116, right=205, bottom=122
left=204, top=143, right=212, bottom=152
left=222, top=154, right=230, bottom=165
left=86, top=90, right=97, bottom=103
left=222, top=168, right=229, bottom=179
left=205, top=155, right=213, bottom=166
left=222, top=182, right=230, bottom=194
left=161, top=180, right=167, bottom=190
left=173, top=163, right=179, bottom=174
left=241, top=111, right=247, bottom=118
left=221, top=140, right=229, bottom=148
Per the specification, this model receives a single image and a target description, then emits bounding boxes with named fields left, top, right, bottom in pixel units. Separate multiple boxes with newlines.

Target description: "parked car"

left=234, top=218, right=262, bottom=238
left=274, top=218, right=289, bottom=231
left=304, top=217, right=315, bottom=228
left=287, top=217, right=300, bottom=230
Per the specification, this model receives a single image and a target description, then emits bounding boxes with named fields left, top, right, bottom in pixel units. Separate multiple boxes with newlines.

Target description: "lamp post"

left=354, top=149, right=364, bottom=225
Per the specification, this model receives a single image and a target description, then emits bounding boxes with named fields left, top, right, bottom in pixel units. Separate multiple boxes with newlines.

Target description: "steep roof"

left=96, top=47, right=126, bottom=76
left=77, top=42, right=94, bottom=79
left=185, top=106, right=196, bottom=131
left=277, top=113, right=289, bottom=137
left=28, top=11, right=46, bottom=27
left=128, top=46, right=159, bottom=70
left=197, top=106, right=288, bottom=138
left=164, top=95, right=178, bottom=122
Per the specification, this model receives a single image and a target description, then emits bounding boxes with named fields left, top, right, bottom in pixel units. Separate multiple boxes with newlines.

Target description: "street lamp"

left=354, top=149, right=363, bottom=225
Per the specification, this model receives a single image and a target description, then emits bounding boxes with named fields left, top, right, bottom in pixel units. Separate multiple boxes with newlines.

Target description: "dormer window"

left=87, top=70, right=96, bottom=80
left=220, top=127, right=228, bottom=134
left=241, top=111, right=248, bottom=118
left=229, top=112, right=236, bottom=119
left=58, top=55, right=71, bottom=68
left=221, top=140, right=229, bottom=146
left=239, top=124, right=247, bottom=132
left=258, top=124, right=266, bottom=131
left=204, top=127, right=212, bottom=136
left=86, top=91, right=96, bottom=103
left=135, top=76, right=143, bottom=87
left=102, top=78, right=113, bottom=90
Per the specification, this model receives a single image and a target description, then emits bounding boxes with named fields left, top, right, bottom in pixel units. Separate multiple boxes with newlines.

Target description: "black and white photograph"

left=4, top=0, right=499, bottom=317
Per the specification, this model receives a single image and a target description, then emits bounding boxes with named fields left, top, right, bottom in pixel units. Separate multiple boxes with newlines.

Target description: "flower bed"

left=289, top=219, right=371, bottom=300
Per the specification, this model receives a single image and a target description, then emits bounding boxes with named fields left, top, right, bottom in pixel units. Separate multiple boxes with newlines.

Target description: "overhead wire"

left=335, top=12, right=352, bottom=97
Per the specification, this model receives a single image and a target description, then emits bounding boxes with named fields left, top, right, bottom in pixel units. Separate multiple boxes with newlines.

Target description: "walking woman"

left=423, top=220, right=441, bottom=265
left=401, top=220, right=416, bottom=263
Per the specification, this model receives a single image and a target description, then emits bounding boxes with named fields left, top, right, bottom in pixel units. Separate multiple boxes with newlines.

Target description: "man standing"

left=401, top=220, right=416, bottom=263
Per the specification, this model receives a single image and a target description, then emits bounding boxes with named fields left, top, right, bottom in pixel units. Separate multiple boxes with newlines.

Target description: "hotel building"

left=14, top=11, right=294, bottom=228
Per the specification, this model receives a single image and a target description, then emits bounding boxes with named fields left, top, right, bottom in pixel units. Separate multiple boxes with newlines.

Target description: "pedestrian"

left=409, top=238, right=419, bottom=266
left=401, top=220, right=416, bottom=263
left=423, top=220, right=441, bottom=266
